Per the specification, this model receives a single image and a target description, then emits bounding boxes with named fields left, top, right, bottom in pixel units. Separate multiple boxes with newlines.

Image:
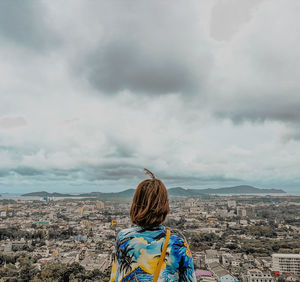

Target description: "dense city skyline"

left=1, top=1, right=300, bottom=193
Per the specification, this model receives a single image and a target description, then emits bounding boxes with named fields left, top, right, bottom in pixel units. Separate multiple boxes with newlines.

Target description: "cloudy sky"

left=0, top=0, right=300, bottom=193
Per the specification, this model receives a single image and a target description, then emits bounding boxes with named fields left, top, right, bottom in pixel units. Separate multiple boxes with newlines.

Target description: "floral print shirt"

left=110, top=225, right=196, bottom=282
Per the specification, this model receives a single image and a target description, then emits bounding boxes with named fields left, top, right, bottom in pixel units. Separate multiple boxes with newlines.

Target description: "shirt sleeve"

left=176, top=234, right=197, bottom=282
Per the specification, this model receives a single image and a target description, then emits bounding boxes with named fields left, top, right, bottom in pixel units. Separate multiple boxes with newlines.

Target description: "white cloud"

left=0, top=0, right=299, bottom=192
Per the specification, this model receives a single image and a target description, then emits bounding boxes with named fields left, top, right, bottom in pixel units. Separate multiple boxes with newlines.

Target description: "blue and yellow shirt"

left=110, top=225, right=196, bottom=281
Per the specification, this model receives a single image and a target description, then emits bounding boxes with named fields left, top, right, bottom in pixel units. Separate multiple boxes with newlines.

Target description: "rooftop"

left=272, top=253, right=300, bottom=258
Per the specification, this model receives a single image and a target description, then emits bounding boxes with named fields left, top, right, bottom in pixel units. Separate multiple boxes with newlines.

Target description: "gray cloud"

left=161, top=174, right=241, bottom=183
left=215, top=94, right=300, bottom=124
left=105, top=137, right=136, bottom=159
left=0, top=169, right=9, bottom=178
left=0, top=167, right=72, bottom=178
left=81, top=164, right=142, bottom=182
left=81, top=39, right=200, bottom=95
left=0, top=1, right=59, bottom=50
left=210, top=0, right=300, bottom=138
left=281, top=123, right=300, bottom=141
left=0, top=164, right=241, bottom=187
left=0, top=1, right=300, bottom=193
left=0, top=116, right=27, bottom=130
left=210, top=0, right=266, bottom=41
left=13, top=166, right=43, bottom=176
left=72, top=0, right=212, bottom=96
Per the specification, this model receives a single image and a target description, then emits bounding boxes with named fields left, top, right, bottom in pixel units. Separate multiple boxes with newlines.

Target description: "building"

left=228, top=200, right=236, bottom=208
left=195, top=269, right=213, bottom=281
left=237, top=207, right=247, bottom=217
left=4, top=242, right=12, bottom=253
left=95, top=201, right=105, bottom=210
left=33, top=247, right=49, bottom=258
left=208, top=261, right=239, bottom=282
left=247, top=269, right=274, bottom=282
left=205, top=250, right=219, bottom=264
left=221, top=253, right=239, bottom=266
left=272, top=253, right=300, bottom=276
left=222, top=254, right=232, bottom=267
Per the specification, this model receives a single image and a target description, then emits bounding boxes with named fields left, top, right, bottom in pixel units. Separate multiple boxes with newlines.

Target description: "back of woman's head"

left=130, top=169, right=170, bottom=228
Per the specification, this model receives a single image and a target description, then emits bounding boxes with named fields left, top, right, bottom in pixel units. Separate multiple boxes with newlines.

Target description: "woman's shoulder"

left=169, top=228, right=187, bottom=242
left=117, top=226, right=141, bottom=240
left=116, top=226, right=187, bottom=244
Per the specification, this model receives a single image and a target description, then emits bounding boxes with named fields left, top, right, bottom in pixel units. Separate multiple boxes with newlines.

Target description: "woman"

left=110, top=169, right=196, bottom=281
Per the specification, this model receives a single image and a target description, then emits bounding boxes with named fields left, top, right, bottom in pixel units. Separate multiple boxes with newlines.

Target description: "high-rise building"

left=237, top=206, right=247, bottom=217
left=227, top=200, right=236, bottom=209
left=96, top=201, right=105, bottom=210
left=272, top=253, right=300, bottom=276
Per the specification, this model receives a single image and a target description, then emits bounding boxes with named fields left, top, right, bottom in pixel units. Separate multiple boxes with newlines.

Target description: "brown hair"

left=130, top=169, right=170, bottom=227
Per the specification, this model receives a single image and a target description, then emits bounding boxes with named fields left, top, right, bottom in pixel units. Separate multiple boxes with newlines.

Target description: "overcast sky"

left=0, top=0, right=300, bottom=193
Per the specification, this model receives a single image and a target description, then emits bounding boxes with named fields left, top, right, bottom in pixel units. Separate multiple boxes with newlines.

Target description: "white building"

left=228, top=200, right=236, bottom=208
left=272, top=253, right=300, bottom=276
left=4, top=242, right=12, bottom=253
left=247, top=269, right=274, bottom=282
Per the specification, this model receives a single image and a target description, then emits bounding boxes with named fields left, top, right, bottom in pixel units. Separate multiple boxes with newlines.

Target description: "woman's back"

left=110, top=170, right=196, bottom=281
left=110, top=225, right=196, bottom=281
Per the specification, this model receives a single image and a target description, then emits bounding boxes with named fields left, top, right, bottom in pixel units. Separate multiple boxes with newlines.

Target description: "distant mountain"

left=167, top=187, right=191, bottom=196
left=168, top=185, right=286, bottom=196
left=22, top=189, right=136, bottom=198
left=21, top=191, right=73, bottom=197
left=22, top=185, right=285, bottom=198
left=78, top=189, right=135, bottom=198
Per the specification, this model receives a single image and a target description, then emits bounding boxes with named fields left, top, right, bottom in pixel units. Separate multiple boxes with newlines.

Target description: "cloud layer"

left=0, top=0, right=300, bottom=192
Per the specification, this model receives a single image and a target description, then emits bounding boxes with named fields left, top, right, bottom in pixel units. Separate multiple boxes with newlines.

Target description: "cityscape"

left=0, top=190, right=299, bottom=281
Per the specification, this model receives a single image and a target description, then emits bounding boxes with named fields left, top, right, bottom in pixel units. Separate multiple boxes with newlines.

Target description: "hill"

left=168, top=185, right=285, bottom=196
left=22, top=189, right=136, bottom=198
left=78, top=189, right=135, bottom=198
left=21, top=191, right=73, bottom=197
left=22, top=185, right=285, bottom=198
